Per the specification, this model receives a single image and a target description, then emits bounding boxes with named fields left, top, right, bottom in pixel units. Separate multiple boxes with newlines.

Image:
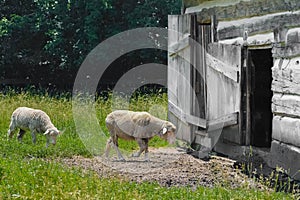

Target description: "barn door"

left=168, top=14, right=206, bottom=143
left=168, top=15, right=245, bottom=147
left=205, top=43, right=243, bottom=145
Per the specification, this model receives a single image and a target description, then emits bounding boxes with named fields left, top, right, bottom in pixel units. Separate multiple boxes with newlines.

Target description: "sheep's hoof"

left=115, top=156, right=126, bottom=162
left=131, top=153, right=140, bottom=157
left=103, top=152, right=108, bottom=157
left=102, top=154, right=109, bottom=160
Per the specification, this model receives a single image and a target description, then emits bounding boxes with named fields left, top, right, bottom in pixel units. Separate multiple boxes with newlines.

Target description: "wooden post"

left=245, top=46, right=252, bottom=146
left=211, top=15, right=217, bottom=42
left=240, top=45, right=249, bottom=145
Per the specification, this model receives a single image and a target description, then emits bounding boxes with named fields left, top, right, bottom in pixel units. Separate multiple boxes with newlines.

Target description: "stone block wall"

left=270, top=28, right=300, bottom=181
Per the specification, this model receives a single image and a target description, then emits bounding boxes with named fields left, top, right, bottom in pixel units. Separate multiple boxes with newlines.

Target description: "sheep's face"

left=44, top=128, right=60, bottom=145
left=161, top=122, right=176, bottom=144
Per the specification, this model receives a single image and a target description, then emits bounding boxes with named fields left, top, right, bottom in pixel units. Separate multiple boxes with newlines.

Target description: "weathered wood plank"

left=207, top=112, right=238, bottom=131
left=272, top=93, right=300, bottom=118
left=168, top=14, right=197, bottom=143
left=273, top=43, right=300, bottom=58
left=178, top=14, right=193, bottom=142
left=286, top=28, right=300, bottom=44
left=272, top=57, right=300, bottom=95
left=206, top=43, right=241, bottom=121
left=185, top=113, right=207, bottom=128
left=168, top=15, right=182, bottom=141
left=168, top=34, right=191, bottom=56
left=185, top=0, right=300, bottom=23
left=273, top=116, right=300, bottom=148
left=273, top=28, right=300, bottom=58
left=272, top=80, right=300, bottom=96
left=207, top=43, right=241, bottom=68
left=219, top=32, right=274, bottom=47
left=168, top=100, right=207, bottom=128
left=195, top=133, right=212, bottom=149
left=193, top=113, right=239, bottom=148
left=217, top=11, right=300, bottom=41
left=206, top=53, right=239, bottom=82
left=192, top=23, right=209, bottom=120
left=221, top=125, right=241, bottom=145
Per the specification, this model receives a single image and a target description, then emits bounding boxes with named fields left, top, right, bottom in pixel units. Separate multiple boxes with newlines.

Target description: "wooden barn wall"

left=217, top=11, right=300, bottom=41
left=184, top=0, right=300, bottom=22
left=184, top=0, right=300, bottom=44
left=168, top=15, right=194, bottom=143
left=181, top=0, right=300, bottom=180
left=210, top=10, right=300, bottom=149
left=216, top=19, right=300, bottom=180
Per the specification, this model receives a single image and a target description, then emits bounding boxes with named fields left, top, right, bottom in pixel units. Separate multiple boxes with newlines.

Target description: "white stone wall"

left=270, top=28, right=300, bottom=180
left=213, top=10, right=300, bottom=178
left=183, top=1, right=300, bottom=179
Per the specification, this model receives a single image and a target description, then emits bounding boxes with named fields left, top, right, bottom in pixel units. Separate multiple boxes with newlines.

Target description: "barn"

left=167, top=0, right=300, bottom=180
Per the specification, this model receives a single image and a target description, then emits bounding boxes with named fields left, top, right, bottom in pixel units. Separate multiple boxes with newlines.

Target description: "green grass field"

left=0, top=90, right=296, bottom=199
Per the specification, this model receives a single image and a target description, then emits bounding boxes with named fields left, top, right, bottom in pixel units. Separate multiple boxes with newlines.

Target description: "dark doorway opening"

left=249, top=49, right=273, bottom=147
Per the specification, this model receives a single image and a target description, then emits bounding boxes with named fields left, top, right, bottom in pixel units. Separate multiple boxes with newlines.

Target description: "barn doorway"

left=248, top=48, right=273, bottom=147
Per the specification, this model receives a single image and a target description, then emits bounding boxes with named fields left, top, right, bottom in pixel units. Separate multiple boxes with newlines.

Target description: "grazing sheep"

left=105, top=110, right=176, bottom=161
left=7, top=107, right=61, bottom=147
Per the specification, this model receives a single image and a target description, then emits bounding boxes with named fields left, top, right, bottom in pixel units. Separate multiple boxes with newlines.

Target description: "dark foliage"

left=0, top=0, right=181, bottom=91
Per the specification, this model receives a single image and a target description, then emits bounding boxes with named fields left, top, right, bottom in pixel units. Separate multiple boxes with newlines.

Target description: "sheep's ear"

left=162, top=127, right=167, bottom=134
left=58, top=128, right=65, bottom=135
left=44, top=130, right=50, bottom=135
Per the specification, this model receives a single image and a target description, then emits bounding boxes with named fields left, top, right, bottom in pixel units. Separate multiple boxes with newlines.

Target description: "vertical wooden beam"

left=245, top=47, right=252, bottom=146
left=168, top=14, right=194, bottom=143
left=190, top=14, right=196, bottom=141
left=240, top=45, right=248, bottom=145
left=211, top=15, right=218, bottom=42
left=181, top=0, right=186, bottom=14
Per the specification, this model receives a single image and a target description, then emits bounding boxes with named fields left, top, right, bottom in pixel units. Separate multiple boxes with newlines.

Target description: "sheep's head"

left=44, top=128, right=60, bottom=145
left=160, top=122, right=176, bottom=144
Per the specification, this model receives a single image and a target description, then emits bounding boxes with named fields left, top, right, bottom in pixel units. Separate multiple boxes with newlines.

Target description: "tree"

left=0, top=0, right=181, bottom=90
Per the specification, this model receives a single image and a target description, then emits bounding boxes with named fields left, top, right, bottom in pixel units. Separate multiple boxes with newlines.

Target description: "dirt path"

left=61, top=147, right=270, bottom=190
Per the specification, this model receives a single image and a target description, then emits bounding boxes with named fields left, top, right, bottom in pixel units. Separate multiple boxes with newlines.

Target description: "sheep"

left=105, top=110, right=176, bottom=161
left=7, top=107, right=61, bottom=147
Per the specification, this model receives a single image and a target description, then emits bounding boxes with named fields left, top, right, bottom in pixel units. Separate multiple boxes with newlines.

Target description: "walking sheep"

left=105, top=110, right=176, bottom=161
left=7, top=107, right=61, bottom=147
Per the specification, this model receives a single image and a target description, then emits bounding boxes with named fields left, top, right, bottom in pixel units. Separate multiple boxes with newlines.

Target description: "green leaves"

left=0, top=0, right=181, bottom=87
left=0, top=17, right=10, bottom=36
left=126, top=0, right=181, bottom=29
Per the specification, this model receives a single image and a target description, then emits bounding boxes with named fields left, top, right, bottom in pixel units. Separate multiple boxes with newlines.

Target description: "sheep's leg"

left=114, top=146, right=125, bottom=161
left=144, top=139, right=149, bottom=161
left=31, top=130, right=37, bottom=144
left=17, top=129, right=26, bottom=142
left=105, top=125, right=125, bottom=161
left=113, top=138, right=126, bottom=161
left=45, top=134, right=50, bottom=148
left=114, top=144, right=126, bottom=161
left=7, top=122, right=16, bottom=139
left=105, top=137, right=112, bottom=158
left=132, top=138, right=147, bottom=159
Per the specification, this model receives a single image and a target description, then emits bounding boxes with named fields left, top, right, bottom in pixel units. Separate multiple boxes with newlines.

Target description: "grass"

left=0, top=89, right=297, bottom=199
left=0, top=157, right=295, bottom=200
